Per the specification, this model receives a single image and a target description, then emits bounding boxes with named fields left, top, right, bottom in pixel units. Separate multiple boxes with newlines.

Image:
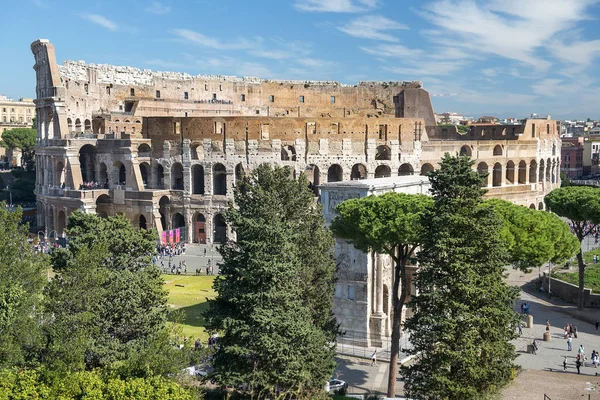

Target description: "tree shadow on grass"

left=170, top=302, right=211, bottom=328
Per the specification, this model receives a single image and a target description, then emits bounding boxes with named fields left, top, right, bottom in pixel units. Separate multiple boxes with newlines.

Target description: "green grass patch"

left=554, top=264, right=600, bottom=293
left=163, top=275, right=217, bottom=341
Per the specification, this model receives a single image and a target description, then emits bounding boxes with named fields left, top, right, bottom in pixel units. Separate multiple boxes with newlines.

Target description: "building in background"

left=0, top=96, right=35, bottom=166
left=561, top=137, right=585, bottom=178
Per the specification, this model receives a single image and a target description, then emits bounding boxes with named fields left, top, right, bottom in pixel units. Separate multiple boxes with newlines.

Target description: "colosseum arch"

left=138, top=214, right=147, bottom=230
left=506, top=160, right=515, bottom=184
left=153, top=164, right=165, bottom=189
left=420, top=163, right=434, bottom=176
left=492, top=163, right=502, bottom=187
left=529, top=204, right=536, bottom=209
left=139, top=162, right=150, bottom=188
left=327, top=164, right=343, bottom=182
left=54, top=161, right=65, bottom=187
left=477, top=162, right=489, bottom=187
left=235, top=163, right=244, bottom=182
left=172, top=212, right=185, bottom=230
left=529, top=160, right=538, bottom=183
left=518, top=161, right=527, bottom=184
left=459, top=145, right=472, bottom=157
left=306, top=164, right=320, bottom=196
left=493, top=145, right=503, bottom=156
left=194, top=213, right=207, bottom=244
left=56, top=210, right=66, bottom=236
left=375, top=165, right=391, bottom=178
left=192, top=164, right=205, bottom=194
left=171, top=162, right=184, bottom=190
left=375, top=145, right=391, bottom=161
left=113, top=161, right=126, bottom=186
left=79, top=144, right=97, bottom=183
left=191, top=143, right=203, bottom=160
left=546, top=158, right=551, bottom=182
left=213, top=163, right=227, bottom=195
left=138, top=143, right=151, bottom=155
left=67, top=118, right=73, bottom=132
left=158, top=195, right=169, bottom=231
left=75, top=118, right=82, bottom=132
left=398, top=163, right=414, bottom=176
left=538, top=202, right=544, bottom=210
left=538, top=159, right=545, bottom=183
left=99, top=163, right=108, bottom=187
left=551, top=159, right=556, bottom=183
left=84, top=119, right=91, bottom=133
left=96, top=194, right=112, bottom=218
left=351, top=164, right=367, bottom=180
left=213, top=213, right=227, bottom=244
left=281, top=145, right=297, bottom=161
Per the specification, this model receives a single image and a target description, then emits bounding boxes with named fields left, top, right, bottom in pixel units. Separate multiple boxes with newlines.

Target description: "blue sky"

left=2, top=0, right=600, bottom=119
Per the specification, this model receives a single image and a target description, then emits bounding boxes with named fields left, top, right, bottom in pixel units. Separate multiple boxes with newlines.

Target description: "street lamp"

left=547, top=261, right=553, bottom=299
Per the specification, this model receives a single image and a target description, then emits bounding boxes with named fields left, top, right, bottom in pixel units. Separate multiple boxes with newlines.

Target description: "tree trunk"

left=576, top=248, right=585, bottom=310
left=387, top=258, right=408, bottom=398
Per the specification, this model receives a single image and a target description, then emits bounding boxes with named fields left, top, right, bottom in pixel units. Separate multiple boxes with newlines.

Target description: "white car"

left=326, top=379, right=348, bottom=393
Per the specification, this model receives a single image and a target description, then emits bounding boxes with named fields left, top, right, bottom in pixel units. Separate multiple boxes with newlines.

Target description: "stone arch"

left=492, top=162, right=502, bottom=187
left=506, top=160, right=515, bottom=184
left=551, top=160, right=557, bottom=183
left=172, top=212, right=185, bottom=229
left=138, top=143, right=151, bottom=154
left=327, top=164, right=343, bottom=182
left=79, top=144, right=97, bottom=183
left=158, top=195, right=169, bottom=231
left=546, top=158, right=551, bottom=182
left=459, top=145, right=472, bottom=157
left=538, top=159, right=545, bottom=183
left=139, top=162, right=150, bottom=188
left=493, top=145, right=503, bottom=156
left=306, top=164, right=320, bottom=196
left=139, top=214, right=147, bottom=230
left=529, top=160, right=537, bottom=183
left=552, top=143, right=556, bottom=156
left=191, top=143, right=203, bottom=160
left=192, top=164, right=204, bottom=194
left=529, top=204, right=536, bottom=209
left=54, top=161, right=65, bottom=187
left=96, top=194, right=111, bottom=219
left=539, top=202, right=544, bottom=210
left=518, top=161, right=527, bottom=184
left=375, top=145, right=391, bottom=161
left=281, top=145, right=297, bottom=161
left=194, top=213, right=207, bottom=244
left=477, top=162, right=489, bottom=187
left=113, top=161, right=126, bottom=186
left=84, top=119, right=91, bottom=133
left=75, top=118, right=82, bottom=132
left=155, top=164, right=165, bottom=189
left=420, top=163, right=434, bottom=176
left=67, top=118, right=73, bottom=132
left=99, top=162, right=108, bottom=187
left=235, top=163, right=244, bottom=182
left=351, top=163, right=367, bottom=180
left=375, top=165, right=391, bottom=178
left=171, top=162, right=184, bottom=190
left=56, top=210, right=66, bottom=236
left=213, top=213, right=227, bottom=244
left=213, top=163, right=227, bottom=195
left=398, top=163, right=414, bottom=176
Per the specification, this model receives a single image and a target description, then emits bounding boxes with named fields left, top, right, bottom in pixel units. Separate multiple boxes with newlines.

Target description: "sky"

left=2, top=0, right=600, bottom=119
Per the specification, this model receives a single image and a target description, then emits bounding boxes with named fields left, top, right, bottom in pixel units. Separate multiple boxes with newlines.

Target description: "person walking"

left=576, top=358, right=582, bottom=374
left=567, top=335, right=573, bottom=351
left=532, top=339, right=538, bottom=355
left=563, top=356, right=568, bottom=371
left=370, top=351, right=377, bottom=367
left=518, top=323, right=523, bottom=336
left=579, top=344, right=585, bottom=356
left=546, top=320, right=551, bottom=332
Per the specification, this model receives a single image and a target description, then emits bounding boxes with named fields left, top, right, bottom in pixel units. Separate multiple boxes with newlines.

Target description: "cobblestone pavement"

left=334, top=355, right=406, bottom=397
left=157, top=243, right=223, bottom=275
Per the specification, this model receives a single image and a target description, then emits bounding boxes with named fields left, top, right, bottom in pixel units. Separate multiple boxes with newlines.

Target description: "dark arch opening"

left=140, top=163, right=149, bottom=188
left=398, top=163, right=414, bottom=176
left=192, top=164, right=204, bottom=194
left=213, top=214, right=227, bottom=244
left=459, top=145, right=472, bottom=157
left=213, top=163, right=227, bottom=195
left=171, top=162, right=184, bottom=190
left=420, top=163, right=434, bottom=176
left=351, top=164, right=367, bottom=180
left=375, top=145, right=391, bottom=161
left=327, top=164, right=343, bottom=182
left=139, top=214, right=147, bottom=230
left=375, top=165, right=391, bottom=178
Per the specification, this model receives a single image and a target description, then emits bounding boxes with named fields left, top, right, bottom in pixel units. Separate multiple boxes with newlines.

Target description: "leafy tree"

left=0, top=170, right=36, bottom=204
left=204, top=164, right=338, bottom=398
left=401, top=155, right=519, bottom=399
left=488, top=198, right=579, bottom=272
left=545, top=186, right=600, bottom=309
left=44, top=212, right=180, bottom=375
left=331, top=192, right=433, bottom=397
left=0, top=203, right=48, bottom=368
left=0, top=128, right=37, bottom=168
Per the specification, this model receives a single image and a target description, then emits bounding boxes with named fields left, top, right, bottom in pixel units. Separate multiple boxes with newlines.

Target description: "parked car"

left=326, top=379, right=348, bottom=393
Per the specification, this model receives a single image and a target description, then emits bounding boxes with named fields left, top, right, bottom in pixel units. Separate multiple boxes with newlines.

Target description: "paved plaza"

left=157, top=243, right=223, bottom=275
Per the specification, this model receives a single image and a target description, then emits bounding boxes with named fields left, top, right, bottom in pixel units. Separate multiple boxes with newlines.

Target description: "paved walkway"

left=158, top=243, right=223, bottom=275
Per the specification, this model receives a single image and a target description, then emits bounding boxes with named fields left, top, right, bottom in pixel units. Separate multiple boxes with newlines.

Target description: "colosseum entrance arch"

left=79, top=144, right=96, bottom=183
left=398, top=163, right=414, bottom=176
left=351, top=164, right=367, bottom=180
left=213, top=163, right=227, bottom=195
left=213, top=214, right=227, bottom=244
left=327, top=164, right=343, bottom=182
left=306, top=164, right=320, bottom=195
left=194, top=213, right=206, bottom=244
left=375, top=165, right=391, bottom=178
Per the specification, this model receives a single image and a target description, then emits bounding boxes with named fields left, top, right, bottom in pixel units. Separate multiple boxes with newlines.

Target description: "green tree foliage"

left=401, top=155, right=519, bottom=399
left=204, top=164, right=338, bottom=398
left=488, top=198, right=579, bottom=271
left=0, top=170, right=36, bottom=204
left=545, top=186, right=600, bottom=309
left=331, top=192, right=432, bottom=397
left=0, top=204, right=48, bottom=368
left=44, top=212, right=182, bottom=375
left=0, top=128, right=37, bottom=168
left=0, top=368, right=196, bottom=400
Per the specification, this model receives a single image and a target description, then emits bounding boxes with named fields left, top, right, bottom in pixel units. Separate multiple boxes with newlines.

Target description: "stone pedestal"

left=543, top=331, right=551, bottom=341
left=526, top=315, right=533, bottom=328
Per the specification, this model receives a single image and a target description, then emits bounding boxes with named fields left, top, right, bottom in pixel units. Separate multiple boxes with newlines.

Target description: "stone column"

left=206, top=212, right=214, bottom=245
left=185, top=209, right=193, bottom=244
left=376, top=254, right=384, bottom=315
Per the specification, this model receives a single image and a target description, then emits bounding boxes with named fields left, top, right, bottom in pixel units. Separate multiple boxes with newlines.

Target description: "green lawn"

left=554, top=264, right=600, bottom=293
left=163, top=275, right=217, bottom=341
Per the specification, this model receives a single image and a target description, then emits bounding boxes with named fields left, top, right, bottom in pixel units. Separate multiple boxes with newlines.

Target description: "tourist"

left=576, top=358, right=582, bottom=374
left=531, top=339, right=538, bottom=355
left=592, top=351, right=599, bottom=368
left=574, top=325, right=578, bottom=338
left=546, top=320, right=551, bottom=331
left=563, top=356, right=568, bottom=371
left=579, top=344, right=585, bottom=356
left=371, top=351, right=377, bottom=366
left=567, top=335, right=573, bottom=351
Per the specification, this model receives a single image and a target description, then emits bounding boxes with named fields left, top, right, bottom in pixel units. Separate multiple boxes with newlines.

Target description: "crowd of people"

left=79, top=181, right=105, bottom=190
left=33, top=240, right=62, bottom=254
left=157, top=242, right=186, bottom=257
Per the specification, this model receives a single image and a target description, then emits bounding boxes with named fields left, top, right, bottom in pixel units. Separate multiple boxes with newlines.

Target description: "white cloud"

left=294, top=0, right=378, bottom=13
left=360, top=44, right=424, bottom=59
left=82, top=14, right=119, bottom=31
left=338, top=15, right=408, bottom=42
left=296, top=58, right=338, bottom=70
left=32, top=0, right=49, bottom=8
left=146, top=1, right=171, bottom=14
left=171, top=29, right=256, bottom=50
left=385, top=60, right=466, bottom=77
left=481, top=68, right=499, bottom=78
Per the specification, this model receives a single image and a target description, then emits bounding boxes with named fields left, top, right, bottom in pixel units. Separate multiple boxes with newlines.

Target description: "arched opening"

left=67, top=118, right=73, bottom=132
left=192, top=164, right=205, bottom=194
left=506, top=160, right=515, bottom=185
left=191, top=143, right=202, bottom=160
left=84, top=119, right=91, bottom=133
left=96, top=194, right=111, bottom=219
left=375, top=145, right=391, bottom=161
left=375, top=165, right=391, bottom=178
left=459, top=145, right=472, bottom=157
left=113, top=161, right=126, bottom=186
left=75, top=118, right=82, bottom=132
left=159, top=196, right=169, bottom=231
left=529, top=204, right=536, bottom=209
left=538, top=202, right=544, bottom=210
left=235, top=163, right=244, bottom=182
left=138, top=143, right=151, bottom=155
left=518, top=161, right=527, bottom=184
left=305, top=165, right=320, bottom=196
left=552, top=143, right=556, bottom=156
left=139, top=162, right=149, bottom=188
left=139, top=214, right=147, bottom=230
left=56, top=210, right=66, bottom=236
left=172, top=212, right=185, bottom=229
left=493, top=145, right=503, bottom=156
left=351, top=164, right=367, bottom=180
left=54, top=161, right=65, bottom=187
left=99, top=163, right=108, bottom=188
left=281, top=145, right=297, bottom=161
left=327, top=164, right=343, bottom=182
left=477, top=162, right=489, bottom=187
left=171, top=162, right=184, bottom=190
left=539, top=159, right=545, bottom=182
left=546, top=158, right=551, bottom=182
left=194, top=213, right=206, bottom=244
left=213, top=214, right=227, bottom=244
left=529, top=160, right=537, bottom=183
left=398, top=163, right=414, bottom=176
left=492, top=163, right=502, bottom=187
left=213, top=163, right=227, bottom=195
left=156, top=164, right=165, bottom=189
left=78, top=144, right=97, bottom=183
left=420, top=163, right=434, bottom=176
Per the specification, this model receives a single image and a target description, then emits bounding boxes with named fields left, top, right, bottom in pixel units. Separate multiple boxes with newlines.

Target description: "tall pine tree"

left=401, top=155, right=519, bottom=399
left=204, top=164, right=338, bottom=398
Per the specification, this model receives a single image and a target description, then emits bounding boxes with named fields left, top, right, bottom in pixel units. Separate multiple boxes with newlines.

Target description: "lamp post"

left=547, top=261, right=553, bottom=299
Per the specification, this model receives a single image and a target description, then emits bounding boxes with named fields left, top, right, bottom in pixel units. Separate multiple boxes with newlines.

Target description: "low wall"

left=542, top=275, right=600, bottom=308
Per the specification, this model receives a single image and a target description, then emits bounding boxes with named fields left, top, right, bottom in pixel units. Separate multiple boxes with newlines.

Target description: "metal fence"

left=336, top=331, right=413, bottom=362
